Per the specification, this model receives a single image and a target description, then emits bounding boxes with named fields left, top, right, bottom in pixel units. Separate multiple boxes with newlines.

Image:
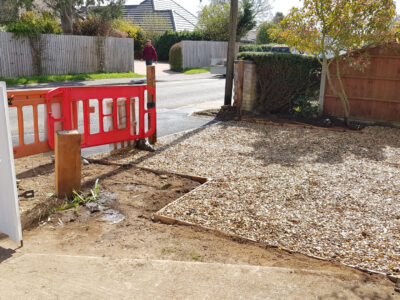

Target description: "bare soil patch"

left=8, top=133, right=399, bottom=297
left=12, top=154, right=394, bottom=290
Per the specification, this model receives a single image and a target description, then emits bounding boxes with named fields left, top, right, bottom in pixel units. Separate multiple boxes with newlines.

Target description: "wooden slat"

left=236, top=60, right=244, bottom=115
left=331, top=74, right=400, bottom=82
left=325, top=94, right=400, bottom=104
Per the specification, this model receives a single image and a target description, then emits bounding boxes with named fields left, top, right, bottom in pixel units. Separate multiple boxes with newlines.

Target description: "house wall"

left=0, top=33, right=134, bottom=78
left=324, top=43, right=400, bottom=123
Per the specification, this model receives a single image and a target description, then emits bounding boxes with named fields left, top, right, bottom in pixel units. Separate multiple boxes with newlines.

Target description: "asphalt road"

left=7, top=73, right=225, bottom=155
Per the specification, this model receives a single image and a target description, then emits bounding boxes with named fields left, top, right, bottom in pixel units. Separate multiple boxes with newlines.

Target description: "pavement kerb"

left=10, top=252, right=351, bottom=277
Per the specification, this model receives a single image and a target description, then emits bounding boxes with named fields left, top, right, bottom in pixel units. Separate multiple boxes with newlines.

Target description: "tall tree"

left=271, top=12, right=284, bottom=24
left=256, top=22, right=277, bottom=44
left=273, top=0, right=396, bottom=125
left=0, top=0, right=35, bottom=24
left=210, top=0, right=271, bottom=21
left=198, top=0, right=257, bottom=41
left=44, top=0, right=124, bottom=34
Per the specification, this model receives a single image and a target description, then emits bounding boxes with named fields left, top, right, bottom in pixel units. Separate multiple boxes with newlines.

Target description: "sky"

left=126, top=0, right=400, bottom=20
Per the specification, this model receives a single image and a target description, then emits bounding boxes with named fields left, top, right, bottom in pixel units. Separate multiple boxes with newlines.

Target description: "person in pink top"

left=141, top=39, right=158, bottom=66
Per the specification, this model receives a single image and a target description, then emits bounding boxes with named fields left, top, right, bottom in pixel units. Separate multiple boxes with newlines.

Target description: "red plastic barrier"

left=45, top=85, right=156, bottom=149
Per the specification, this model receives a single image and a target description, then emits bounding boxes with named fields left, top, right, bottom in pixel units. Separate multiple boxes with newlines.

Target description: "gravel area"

left=127, top=121, right=400, bottom=274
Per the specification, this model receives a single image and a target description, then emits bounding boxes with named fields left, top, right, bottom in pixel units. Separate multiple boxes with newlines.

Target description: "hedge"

left=153, top=30, right=208, bottom=61
left=169, top=42, right=183, bottom=72
left=238, top=44, right=277, bottom=53
left=237, top=52, right=321, bottom=114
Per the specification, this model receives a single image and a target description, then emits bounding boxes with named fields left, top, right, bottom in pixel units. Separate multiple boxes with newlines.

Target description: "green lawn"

left=1, top=72, right=145, bottom=85
left=183, top=68, right=210, bottom=75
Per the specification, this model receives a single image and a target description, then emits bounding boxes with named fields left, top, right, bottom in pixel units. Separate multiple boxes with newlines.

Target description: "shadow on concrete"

left=318, top=284, right=395, bottom=300
left=0, top=234, right=17, bottom=264
left=0, top=247, right=16, bottom=264
left=162, top=70, right=181, bottom=75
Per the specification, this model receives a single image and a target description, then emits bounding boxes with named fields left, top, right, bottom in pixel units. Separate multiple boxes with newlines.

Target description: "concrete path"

left=134, top=60, right=176, bottom=77
left=0, top=253, right=395, bottom=299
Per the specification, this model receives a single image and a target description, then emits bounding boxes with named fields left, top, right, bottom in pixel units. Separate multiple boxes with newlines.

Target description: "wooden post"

left=55, top=130, right=81, bottom=197
left=224, top=0, right=239, bottom=106
left=147, top=65, right=156, bottom=145
left=236, top=60, right=244, bottom=117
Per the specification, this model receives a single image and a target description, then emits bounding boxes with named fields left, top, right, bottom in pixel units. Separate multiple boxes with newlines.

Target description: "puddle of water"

left=97, top=192, right=118, bottom=205
left=102, top=209, right=125, bottom=224
left=123, top=184, right=139, bottom=191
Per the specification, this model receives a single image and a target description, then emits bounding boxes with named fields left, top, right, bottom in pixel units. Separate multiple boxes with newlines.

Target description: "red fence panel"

left=46, top=85, right=156, bottom=149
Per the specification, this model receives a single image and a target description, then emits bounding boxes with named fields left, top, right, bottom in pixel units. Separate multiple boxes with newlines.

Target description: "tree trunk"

left=318, top=57, right=328, bottom=116
left=325, top=58, right=350, bottom=126
left=60, top=3, right=74, bottom=34
left=224, top=0, right=239, bottom=106
left=335, top=58, right=350, bottom=126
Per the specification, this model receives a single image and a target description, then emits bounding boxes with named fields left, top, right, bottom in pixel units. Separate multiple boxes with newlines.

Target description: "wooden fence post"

left=236, top=60, right=244, bottom=117
left=147, top=65, right=156, bottom=145
left=55, top=130, right=81, bottom=197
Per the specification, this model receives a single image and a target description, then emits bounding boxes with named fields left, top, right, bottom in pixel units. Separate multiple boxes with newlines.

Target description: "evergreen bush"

left=239, top=44, right=277, bottom=53
left=6, top=11, right=62, bottom=36
left=237, top=52, right=321, bottom=113
left=169, top=42, right=183, bottom=72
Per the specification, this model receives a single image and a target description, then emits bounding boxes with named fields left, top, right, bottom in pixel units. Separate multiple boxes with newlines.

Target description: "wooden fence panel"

left=324, top=43, right=400, bottom=123
left=0, top=33, right=34, bottom=78
left=41, top=34, right=99, bottom=75
left=181, top=40, right=239, bottom=69
left=104, top=37, right=134, bottom=73
left=0, top=33, right=134, bottom=78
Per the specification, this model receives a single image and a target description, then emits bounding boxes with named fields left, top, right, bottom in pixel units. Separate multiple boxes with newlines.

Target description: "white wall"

left=0, top=82, right=22, bottom=243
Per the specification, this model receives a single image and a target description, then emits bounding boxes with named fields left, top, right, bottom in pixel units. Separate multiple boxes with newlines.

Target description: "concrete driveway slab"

left=0, top=253, right=395, bottom=299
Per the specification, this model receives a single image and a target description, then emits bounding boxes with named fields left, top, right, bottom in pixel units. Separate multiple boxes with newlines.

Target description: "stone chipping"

left=132, top=121, right=400, bottom=273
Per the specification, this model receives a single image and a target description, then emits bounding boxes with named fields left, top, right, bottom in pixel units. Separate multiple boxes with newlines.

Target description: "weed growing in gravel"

left=55, top=179, right=100, bottom=211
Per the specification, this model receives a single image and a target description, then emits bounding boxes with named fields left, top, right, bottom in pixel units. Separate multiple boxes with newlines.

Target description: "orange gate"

left=7, top=90, right=62, bottom=158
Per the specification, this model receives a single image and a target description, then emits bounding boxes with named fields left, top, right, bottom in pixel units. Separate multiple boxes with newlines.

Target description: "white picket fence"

left=0, top=33, right=134, bottom=78
left=181, top=40, right=239, bottom=69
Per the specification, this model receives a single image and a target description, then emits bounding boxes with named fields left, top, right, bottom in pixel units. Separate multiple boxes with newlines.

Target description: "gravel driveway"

left=111, top=121, right=400, bottom=274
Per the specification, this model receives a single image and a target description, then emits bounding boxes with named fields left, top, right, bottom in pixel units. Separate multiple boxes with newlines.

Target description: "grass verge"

left=183, top=68, right=210, bottom=75
left=2, top=72, right=145, bottom=85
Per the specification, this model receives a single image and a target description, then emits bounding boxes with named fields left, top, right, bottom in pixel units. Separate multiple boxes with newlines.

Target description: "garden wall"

left=0, top=33, right=135, bottom=78
left=181, top=40, right=239, bottom=69
left=324, top=43, right=400, bottom=123
left=234, top=60, right=257, bottom=111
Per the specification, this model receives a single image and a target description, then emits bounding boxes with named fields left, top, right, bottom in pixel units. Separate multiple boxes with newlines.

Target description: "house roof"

left=122, top=0, right=198, bottom=33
